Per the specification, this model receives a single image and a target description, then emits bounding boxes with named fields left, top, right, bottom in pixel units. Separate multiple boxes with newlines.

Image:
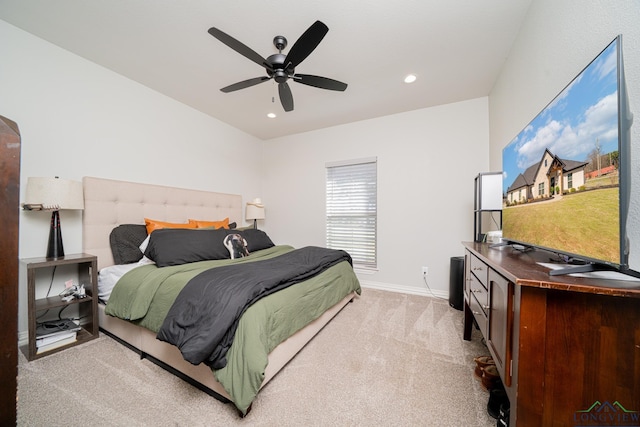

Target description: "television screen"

left=501, top=35, right=632, bottom=272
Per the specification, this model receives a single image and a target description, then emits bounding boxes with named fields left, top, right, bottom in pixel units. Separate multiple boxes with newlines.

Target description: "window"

left=326, top=158, right=377, bottom=268
left=538, top=182, right=545, bottom=196
left=567, top=173, right=573, bottom=189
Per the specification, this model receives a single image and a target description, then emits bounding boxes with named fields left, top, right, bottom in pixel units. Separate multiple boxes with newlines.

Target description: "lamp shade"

left=24, top=177, right=84, bottom=210
left=245, top=204, right=265, bottom=221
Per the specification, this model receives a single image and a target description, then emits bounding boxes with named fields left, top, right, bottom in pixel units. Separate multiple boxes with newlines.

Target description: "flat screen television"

left=500, top=35, right=636, bottom=277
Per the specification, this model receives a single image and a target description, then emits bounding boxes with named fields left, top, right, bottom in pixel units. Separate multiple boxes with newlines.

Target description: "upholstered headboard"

left=82, top=176, right=242, bottom=270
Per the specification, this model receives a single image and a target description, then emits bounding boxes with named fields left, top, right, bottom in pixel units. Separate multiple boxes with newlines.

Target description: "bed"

left=82, top=176, right=361, bottom=416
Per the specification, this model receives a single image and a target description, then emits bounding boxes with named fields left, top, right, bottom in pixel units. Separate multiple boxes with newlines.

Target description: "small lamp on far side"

left=245, top=198, right=265, bottom=229
left=23, top=177, right=84, bottom=259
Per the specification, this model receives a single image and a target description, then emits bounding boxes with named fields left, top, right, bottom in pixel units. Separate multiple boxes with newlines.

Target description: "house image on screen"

left=506, top=148, right=588, bottom=204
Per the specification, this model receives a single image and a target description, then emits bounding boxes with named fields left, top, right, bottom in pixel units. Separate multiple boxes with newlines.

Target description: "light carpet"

left=17, top=288, right=496, bottom=426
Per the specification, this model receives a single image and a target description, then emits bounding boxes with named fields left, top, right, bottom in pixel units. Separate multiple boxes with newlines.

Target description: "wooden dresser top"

left=463, top=242, right=640, bottom=298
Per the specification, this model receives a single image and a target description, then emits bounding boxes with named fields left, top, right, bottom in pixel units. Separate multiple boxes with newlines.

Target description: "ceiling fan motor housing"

left=267, top=53, right=293, bottom=82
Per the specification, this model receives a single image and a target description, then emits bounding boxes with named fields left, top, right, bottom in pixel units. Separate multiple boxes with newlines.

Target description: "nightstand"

left=21, top=253, right=98, bottom=360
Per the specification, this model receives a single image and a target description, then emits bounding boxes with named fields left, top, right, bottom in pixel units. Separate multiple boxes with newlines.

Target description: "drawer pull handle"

left=472, top=311, right=482, bottom=315
left=482, top=305, right=490, bottom=310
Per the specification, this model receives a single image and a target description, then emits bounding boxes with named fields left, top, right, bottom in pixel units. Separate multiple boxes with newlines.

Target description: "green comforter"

left=105, top=245, right=361, bottom=414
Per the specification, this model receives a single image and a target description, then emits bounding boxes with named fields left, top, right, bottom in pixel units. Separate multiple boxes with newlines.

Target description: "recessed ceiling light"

left=404, top=74, right=417, bottom=84
left=267, top=113, right=277, bottom=119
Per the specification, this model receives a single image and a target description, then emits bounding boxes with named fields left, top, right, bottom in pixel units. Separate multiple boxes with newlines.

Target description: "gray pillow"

left=144, top=228, right=229, bottom=267
left=109, top=224, right=148, bottom=264
left=228, top=229, right=275, bottom=252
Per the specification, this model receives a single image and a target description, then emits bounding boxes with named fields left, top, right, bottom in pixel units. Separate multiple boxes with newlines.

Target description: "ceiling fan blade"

left=284, top=21, right=328, bottom=69
left=278, top=82, right=294, bottom=112
left=220, top=77, right=271, bottom=93
left=294, top=74, right=348, bottom=91
left=208, top=27, right=273, bottom=71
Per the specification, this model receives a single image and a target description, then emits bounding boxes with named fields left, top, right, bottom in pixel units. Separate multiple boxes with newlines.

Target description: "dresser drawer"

left=468, top=271, right=488, bottom=313
left=469, top=253, right=488, bottom=288
left=468, top=291, right=487, bottom=338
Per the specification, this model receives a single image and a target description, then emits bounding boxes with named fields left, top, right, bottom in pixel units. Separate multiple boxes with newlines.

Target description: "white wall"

left=263, top=98, right=491, bottom=296
left=0, top=20, right=264, bottom=333
left=489, top=0, right=640, bottom=272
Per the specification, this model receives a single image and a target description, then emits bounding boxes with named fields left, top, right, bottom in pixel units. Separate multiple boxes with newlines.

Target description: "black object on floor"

left=497, top=402, right=510, bottom=426
left=487, top=385, right=509, bottom=419
left=449, top=256, right=464, bottom=310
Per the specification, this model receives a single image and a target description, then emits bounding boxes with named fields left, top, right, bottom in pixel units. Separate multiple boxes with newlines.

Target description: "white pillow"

left=139, top=235, right=151, bottom=253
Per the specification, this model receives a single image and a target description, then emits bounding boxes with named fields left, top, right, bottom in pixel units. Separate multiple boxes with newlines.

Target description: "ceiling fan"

left=207, top=21, right=348, bottom=112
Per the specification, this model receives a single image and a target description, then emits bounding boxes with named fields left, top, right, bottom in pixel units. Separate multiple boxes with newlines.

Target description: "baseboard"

left=18, top=330, right=28, bottom=347
left=359, top=279, right=449, bottom=300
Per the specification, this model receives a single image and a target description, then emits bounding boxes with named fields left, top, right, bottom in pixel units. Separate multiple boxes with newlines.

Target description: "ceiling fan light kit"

left=208, top=20, right=348, bottom=112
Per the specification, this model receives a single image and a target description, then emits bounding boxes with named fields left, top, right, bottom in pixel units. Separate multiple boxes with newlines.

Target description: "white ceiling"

left=0, top=0, right=532, bottom=140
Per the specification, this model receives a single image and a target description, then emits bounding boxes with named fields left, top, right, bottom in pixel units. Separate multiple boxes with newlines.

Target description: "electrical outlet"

left=422, top=266, right=429, bottom=276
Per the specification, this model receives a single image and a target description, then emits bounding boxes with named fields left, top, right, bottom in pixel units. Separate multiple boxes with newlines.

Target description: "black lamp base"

left=46, top=210, right=64, bottom=259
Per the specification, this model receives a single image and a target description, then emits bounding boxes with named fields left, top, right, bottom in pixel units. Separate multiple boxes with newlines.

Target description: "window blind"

left=326, top=158, right=377, bottom=267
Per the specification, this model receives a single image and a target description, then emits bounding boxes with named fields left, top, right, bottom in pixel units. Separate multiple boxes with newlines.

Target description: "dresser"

left=0, top=115, right=20, bottom=425
left=462, top=242, right=640, bottom=426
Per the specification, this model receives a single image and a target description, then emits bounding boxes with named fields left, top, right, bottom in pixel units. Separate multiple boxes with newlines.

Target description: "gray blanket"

left=156, top=246, right=352, bottom=368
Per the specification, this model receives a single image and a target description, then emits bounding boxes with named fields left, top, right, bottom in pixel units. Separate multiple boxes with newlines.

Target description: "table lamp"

left=23, top=177, right=84, bottom=259
left=245, top=198, right=265, bottom=229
